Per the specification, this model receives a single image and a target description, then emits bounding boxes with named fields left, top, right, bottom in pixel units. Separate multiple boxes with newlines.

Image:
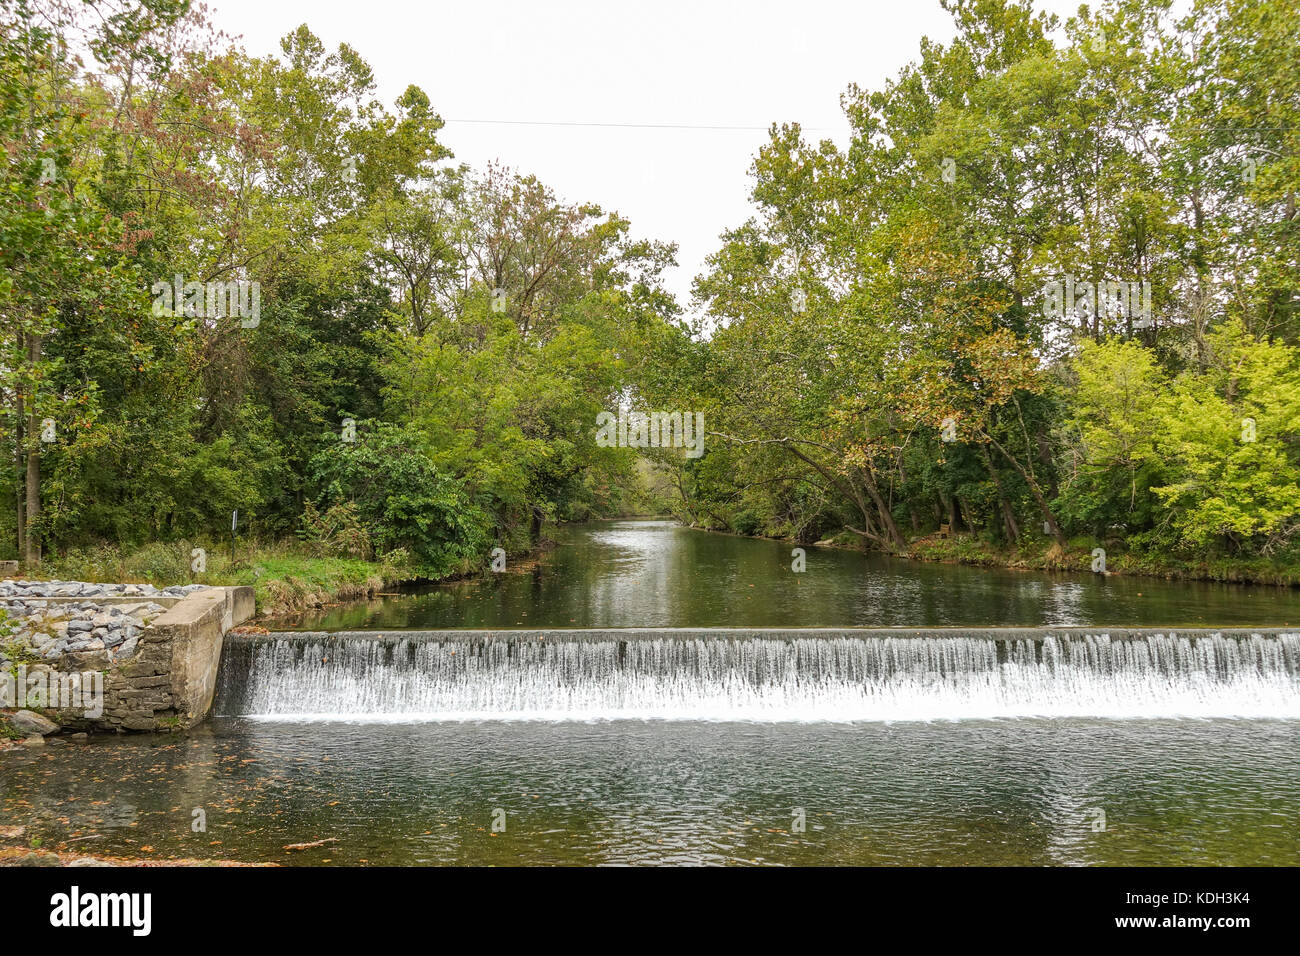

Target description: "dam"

left=215, top=628, right=1300, bottom=722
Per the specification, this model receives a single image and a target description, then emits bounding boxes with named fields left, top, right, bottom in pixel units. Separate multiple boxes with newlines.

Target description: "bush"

left=298, top=501, right=373, bottom=559
left=307, top=422, right=492, bottom=577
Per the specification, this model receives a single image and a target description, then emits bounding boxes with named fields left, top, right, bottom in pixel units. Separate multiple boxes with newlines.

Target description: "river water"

left=2, top=520, right=1298, bottom=865
left=282, top=519, right=1300, bottom=629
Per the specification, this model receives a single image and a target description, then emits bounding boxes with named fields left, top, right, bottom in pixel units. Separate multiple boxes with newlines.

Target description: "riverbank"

left=0, top=848, right=274, bottom=867
left=794, top=529, right=1300, bottom=589
left=24, top=543, right=419, bottom=619
left=15, top=520, right=1300, bottom=636
left=11, top=533, right=566, bottom=620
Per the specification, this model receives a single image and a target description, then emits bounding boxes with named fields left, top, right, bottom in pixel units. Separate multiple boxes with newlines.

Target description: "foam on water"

left=213, top=631, right=1300, bottom=722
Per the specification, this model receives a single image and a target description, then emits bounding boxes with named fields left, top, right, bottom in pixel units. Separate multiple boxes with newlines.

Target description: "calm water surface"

left=284, top=520, right=1300, bottom=630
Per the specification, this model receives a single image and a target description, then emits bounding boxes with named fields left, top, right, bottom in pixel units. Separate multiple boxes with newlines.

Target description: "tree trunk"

left=23, top=333, right=41, bottom=566
left=985, top=432, right=1066, bottom=548
left=856, top=464, right=906, bottom=552
left=979, top=443, right=1020, bottom=546
left=781, top=443, right=905, bottom=552
left=14, top=333, right=25, bottom=558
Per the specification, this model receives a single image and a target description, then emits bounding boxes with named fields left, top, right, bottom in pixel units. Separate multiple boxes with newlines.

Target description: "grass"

left=903, top=532, right=1300, bottom=587
left=31, top=540, right=417, bottom=618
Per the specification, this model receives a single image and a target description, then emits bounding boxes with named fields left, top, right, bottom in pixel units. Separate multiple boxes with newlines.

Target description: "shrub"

left=307, top=422, right=492, bottom=577
left=298, top=501, right=373, bottom=559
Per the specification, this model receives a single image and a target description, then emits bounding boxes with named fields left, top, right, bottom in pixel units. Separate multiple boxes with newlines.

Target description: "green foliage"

left=1057, top=338, right=1168, bottom=535
left=643, top=0, right=1300, bottom=570
left=298, top=501, right=372, bottom=560
left=307, top=423, right=492, bottom=577
left=1149, top=324, right=1300, bottom=550
left=3, top=0, right=1298, bottom=587
left=1, top=2, right=677, bottom=574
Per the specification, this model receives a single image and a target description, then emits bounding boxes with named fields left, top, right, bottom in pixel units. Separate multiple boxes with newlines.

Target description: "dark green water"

left=284, top=519, right=1300, bottom=630
left=3, top=719, right=1296, bottom=865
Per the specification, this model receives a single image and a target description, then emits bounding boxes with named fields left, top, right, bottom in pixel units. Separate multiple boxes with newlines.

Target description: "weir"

left=215, top=628, right=1300, bottom=722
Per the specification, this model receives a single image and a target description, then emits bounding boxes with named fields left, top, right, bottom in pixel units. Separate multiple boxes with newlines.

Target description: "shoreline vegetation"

left=810, top=529, right=1300, bottom=589
left=24, top=542, right=447, bottom=619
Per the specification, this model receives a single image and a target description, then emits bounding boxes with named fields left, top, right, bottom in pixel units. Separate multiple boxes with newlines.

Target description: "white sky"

left=205, top=0, right=1085, bottom=308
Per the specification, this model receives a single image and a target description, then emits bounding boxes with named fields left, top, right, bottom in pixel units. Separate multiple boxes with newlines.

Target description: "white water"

left=215, top=632, right=1300, bottom=722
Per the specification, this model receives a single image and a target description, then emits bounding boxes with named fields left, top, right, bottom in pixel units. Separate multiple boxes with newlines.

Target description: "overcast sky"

left=206, top=0, right=1084, bottom=307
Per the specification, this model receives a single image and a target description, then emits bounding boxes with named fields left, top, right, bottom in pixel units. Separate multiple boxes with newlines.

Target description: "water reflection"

left=283, top=520, right=1300, bottom=630
left=3, top=719, right=1296, bottom=865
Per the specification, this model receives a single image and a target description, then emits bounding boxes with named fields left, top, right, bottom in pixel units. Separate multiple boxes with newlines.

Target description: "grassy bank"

left=811, top=530, right=1300, bottom=588
left=29, top=541, right=424, bottom=618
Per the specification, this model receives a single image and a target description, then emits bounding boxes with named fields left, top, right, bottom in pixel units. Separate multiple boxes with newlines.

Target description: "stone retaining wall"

left=3, top=584, right=254, bottom=735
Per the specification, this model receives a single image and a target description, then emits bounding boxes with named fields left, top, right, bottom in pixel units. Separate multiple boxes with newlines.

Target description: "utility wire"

left=443, top=118, right=840, bottom=132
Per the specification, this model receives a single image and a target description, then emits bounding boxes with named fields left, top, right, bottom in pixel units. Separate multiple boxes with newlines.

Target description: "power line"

left=443, top=118, right=840, bottom=132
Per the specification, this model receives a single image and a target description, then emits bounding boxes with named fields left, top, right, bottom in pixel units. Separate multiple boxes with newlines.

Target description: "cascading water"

left=213, top=629, right=1300, bottom=722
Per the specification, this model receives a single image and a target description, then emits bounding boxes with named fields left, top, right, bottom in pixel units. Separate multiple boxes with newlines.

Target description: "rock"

left=20, top=735, right=45, bottom=747
left=68, top=732, right=88, bottom=741
left=10, top=709, right=59, bottom=736
left=66, top=649, right=110, bottom=669
left=66, top=620, right=93, bottom=633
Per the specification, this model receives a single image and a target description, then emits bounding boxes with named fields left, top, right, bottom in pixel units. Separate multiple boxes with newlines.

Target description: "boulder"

left=9, top=709, right=60, bottom=736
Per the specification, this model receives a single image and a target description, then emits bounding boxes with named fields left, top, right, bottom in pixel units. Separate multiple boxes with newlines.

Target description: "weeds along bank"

left=814, top=531, right=1300, bottom=589
left=35, top=541, right=416, bottom=618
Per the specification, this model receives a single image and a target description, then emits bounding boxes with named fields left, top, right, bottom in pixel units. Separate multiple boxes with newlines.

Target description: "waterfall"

left=214, top=630, right=1300, bottom=722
